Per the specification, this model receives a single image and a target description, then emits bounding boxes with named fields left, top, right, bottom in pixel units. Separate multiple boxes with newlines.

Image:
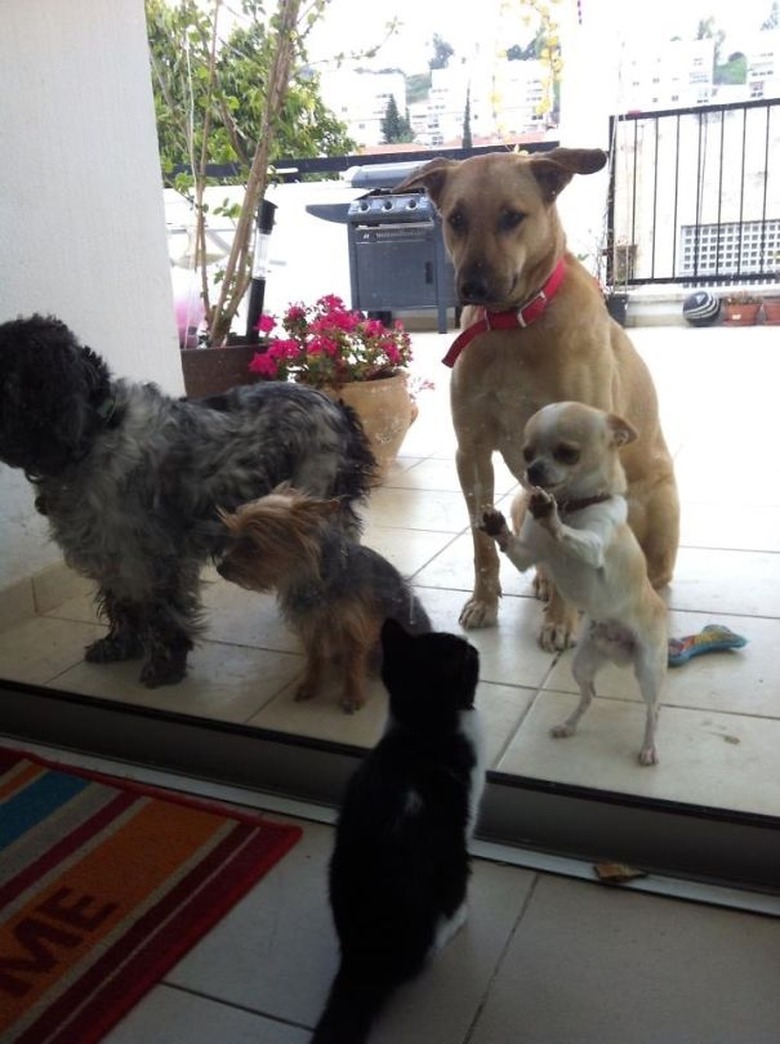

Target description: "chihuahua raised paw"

left=480, top=508, right=510, bottom=549
left=528, top=487, right=557, bottom=522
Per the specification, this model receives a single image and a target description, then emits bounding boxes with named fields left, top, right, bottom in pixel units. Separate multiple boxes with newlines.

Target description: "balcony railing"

left=606, top=97, right=780, bottom=288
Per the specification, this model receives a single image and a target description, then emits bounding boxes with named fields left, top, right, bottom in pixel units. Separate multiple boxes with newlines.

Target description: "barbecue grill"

left=306, top=162, right=457, bottom=333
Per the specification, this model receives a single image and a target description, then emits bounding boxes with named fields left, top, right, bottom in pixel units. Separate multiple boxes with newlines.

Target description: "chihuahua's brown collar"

left=557, top=492, right=613, bottom=518
left=442, top=258, right=567, bottom=368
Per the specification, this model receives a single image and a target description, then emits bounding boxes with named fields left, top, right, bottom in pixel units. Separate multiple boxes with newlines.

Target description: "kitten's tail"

left=311, top=958, right=400, bottom=1044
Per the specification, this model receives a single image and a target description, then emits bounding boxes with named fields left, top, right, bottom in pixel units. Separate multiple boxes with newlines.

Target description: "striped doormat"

left=0, top=746, right=302, bottom=1043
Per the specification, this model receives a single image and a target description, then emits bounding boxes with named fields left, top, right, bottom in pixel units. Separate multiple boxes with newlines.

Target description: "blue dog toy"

left=668, top=624, right=748, bottom=667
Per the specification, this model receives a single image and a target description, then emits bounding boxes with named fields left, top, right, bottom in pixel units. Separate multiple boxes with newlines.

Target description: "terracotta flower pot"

left=180, top=344, right=263, bottom=398
left=321, top=372, right=416, bottom=485
left=761, top=297, right=780, bottom=325
left=722, top=302, right=760, bottom=326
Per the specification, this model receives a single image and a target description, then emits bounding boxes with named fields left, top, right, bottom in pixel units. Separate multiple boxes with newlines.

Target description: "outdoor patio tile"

left=496, top=689, right=780, bottom=816
left=53, top=642, right=301, bottom=724
left=543, top=607, right=776, bottom=718
left=0, top=615, right=105, bottom=686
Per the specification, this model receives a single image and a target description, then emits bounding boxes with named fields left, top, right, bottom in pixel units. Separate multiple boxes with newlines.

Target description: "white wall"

left=0, top=0, right=180, bottom=588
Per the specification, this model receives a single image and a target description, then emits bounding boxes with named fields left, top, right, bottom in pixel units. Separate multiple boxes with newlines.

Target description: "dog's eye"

left=499, top=210, right=525, bottom=232
left=448, top=209, right=466, bottom=234
left=554, top=444, right=580, bottom=465
left=522, top=445, right=534, bottom=463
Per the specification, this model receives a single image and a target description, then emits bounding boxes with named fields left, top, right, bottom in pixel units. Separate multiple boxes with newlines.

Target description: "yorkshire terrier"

left=217, top=487, right=432, bottom=713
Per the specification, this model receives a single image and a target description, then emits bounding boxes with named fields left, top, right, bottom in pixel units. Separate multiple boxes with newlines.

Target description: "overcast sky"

left=303, top=0, right=778, bottom=74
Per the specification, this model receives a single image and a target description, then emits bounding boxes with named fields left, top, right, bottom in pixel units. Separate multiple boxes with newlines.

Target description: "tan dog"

left=481, top=402, right=668, bottom=765
left=396, top=149, right=679, bottom=650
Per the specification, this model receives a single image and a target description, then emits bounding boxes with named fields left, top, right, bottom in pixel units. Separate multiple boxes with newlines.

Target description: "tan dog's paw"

left=294, top=682, right=317, bottom=702
left=539, top=594, right=579, bottom=651
left=539, top=623, right=575, bottom=652
left=533, top=568, right=552, bottom=602
left=459, top=596, right=499, bottom=630
left=340, top=694, right=365, bottom=714
left=539, top=618, right=577, bottom=652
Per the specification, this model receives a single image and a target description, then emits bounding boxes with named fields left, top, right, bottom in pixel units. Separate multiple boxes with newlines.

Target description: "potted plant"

left=249, top=295, right=420, bottom=480
left=721, top=292, right=761, bottom=325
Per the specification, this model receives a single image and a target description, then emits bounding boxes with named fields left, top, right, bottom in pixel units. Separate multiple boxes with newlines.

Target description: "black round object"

left=683, top=291, right=721, bottom=326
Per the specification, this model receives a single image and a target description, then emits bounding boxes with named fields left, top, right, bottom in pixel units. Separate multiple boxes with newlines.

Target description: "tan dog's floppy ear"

left=393, top=158, right=457, bottom=207
left=529, top=148, right=608, bottom=203
left=606, top=413, right=639, bottom=447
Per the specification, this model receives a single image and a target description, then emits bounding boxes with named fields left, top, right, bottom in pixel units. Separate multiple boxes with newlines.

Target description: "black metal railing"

left=171, top=140, right=558, bottom=186
left=606, top=97, right=780, bottom=289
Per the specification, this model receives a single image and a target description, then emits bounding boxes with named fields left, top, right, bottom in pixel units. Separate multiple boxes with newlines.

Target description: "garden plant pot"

left=180, top=344, right=263, bottom=398
left=722, top=302, right=760, bottom=326
left=321, top=372, right=416, bottom=485
left=761, top=297, right=780, bottom=325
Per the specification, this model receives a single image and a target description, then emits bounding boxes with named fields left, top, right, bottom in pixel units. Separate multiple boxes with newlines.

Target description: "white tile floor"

left=102, top=810, right=780, bottom=1044
left=1, top=324, right=779, bottom=817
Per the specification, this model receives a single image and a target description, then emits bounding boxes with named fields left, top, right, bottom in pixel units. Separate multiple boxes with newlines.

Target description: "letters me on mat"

left=0, top=746, right=302, bottom=1043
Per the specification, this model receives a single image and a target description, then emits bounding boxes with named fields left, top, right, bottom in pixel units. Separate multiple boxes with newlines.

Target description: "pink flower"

left=255, top=313, right=276, bottom=334
left=249, top=351, right=280, bottom=376
left=362, top=319, right=386, bottom=338
left=308, top=334, right=339, bottom=357
left=285, top=304, right=306, bottom=323
left=317, top=294, right=345, bottom=313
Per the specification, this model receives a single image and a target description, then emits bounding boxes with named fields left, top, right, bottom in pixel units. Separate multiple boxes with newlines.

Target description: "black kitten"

left=312, top=618, right=486, bottom=1044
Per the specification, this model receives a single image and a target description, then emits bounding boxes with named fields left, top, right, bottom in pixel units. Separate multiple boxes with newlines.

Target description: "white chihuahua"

left=481, top=401, right=667, bottom=765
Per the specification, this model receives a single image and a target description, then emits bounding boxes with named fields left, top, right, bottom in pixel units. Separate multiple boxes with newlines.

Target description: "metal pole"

left=245, top=199, right=277, bottom=343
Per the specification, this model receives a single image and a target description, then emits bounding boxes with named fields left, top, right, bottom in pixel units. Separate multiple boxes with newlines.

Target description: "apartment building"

left=318, top=67, right=408, bottom=148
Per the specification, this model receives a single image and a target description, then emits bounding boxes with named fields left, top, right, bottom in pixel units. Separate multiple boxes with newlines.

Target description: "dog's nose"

left=526, top=462, right=546, bottom=486
left=459, top=273, right=491, bottom=304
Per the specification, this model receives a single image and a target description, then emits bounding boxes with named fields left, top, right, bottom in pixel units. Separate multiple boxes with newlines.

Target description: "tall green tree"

left=462, top=86, right=473, bottom=149
left=381, top=94, right=413, bottom=143
left=146, top=0, right=355, bottom=180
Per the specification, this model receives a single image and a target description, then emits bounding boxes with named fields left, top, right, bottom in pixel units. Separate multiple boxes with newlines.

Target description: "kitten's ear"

left=381, top=617, right=409, bottom=653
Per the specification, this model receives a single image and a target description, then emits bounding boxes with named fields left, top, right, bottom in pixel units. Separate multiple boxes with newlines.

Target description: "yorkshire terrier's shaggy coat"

left=0, top=315, right=376, bottom=687
left=217, top=487, right=432, bottom=712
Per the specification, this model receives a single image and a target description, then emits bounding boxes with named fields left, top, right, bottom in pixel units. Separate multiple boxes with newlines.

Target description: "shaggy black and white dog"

left=0, top=315, right=376, bottom=687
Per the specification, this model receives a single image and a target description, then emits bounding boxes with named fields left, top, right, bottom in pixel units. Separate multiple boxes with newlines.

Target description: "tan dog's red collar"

left=442, top=258, right=567, bottom=368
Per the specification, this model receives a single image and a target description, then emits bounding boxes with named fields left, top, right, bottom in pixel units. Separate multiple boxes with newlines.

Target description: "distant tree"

left=381, top=95, right=413, bottom=143
left=696, top=16, right=725, bottom=65
left=761, top=1, right=779, bottom=28
left=429, top=33, right=454, bottom=71
left=715, top=52, right=747, bottom=84
left=506, top=26, right=547, bottom=62
left=462, top=86, right=473, bottom=149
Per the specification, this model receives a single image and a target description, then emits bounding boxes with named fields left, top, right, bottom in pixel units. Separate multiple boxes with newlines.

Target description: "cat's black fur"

left=312, top=618, right=485, bottom=1044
